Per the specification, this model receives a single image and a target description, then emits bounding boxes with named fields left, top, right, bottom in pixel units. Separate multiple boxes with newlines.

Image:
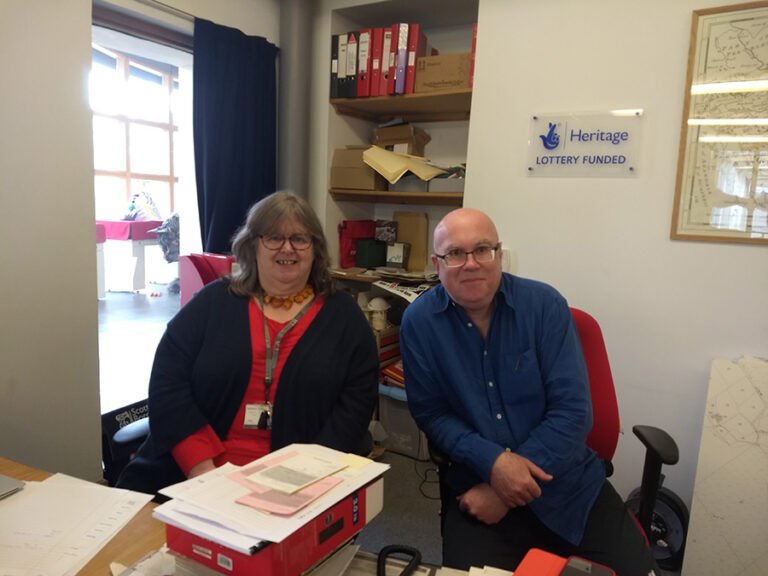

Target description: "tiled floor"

left=98, top=282, right=180, bottom=414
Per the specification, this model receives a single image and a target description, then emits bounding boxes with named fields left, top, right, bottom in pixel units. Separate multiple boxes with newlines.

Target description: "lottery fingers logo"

left=540, top=122, right=560, bottom=150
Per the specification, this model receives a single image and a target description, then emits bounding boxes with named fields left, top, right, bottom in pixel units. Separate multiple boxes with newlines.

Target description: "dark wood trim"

left=92, top=3, right=193, bottom=53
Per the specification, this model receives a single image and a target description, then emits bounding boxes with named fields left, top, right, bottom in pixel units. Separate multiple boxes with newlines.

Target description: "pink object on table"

left=130, top=220, right=163, bottom=240
left=96, top=223, right=107, bottom=244
left=96, top=220, right=163, bottom=241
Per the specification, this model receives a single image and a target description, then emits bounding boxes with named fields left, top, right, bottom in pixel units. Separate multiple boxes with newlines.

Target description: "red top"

left=171, top=295, right=324, bottom=475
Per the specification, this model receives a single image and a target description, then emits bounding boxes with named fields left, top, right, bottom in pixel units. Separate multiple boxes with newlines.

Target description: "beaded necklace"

left=261, top=284, right=314, bottom=309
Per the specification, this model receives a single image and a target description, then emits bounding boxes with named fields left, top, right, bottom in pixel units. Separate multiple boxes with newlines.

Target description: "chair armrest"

left=632, top=424, right=679, bottom=539
left=632, top=425, right=679, bottom=465
left=113, top=417, right=150, bottom=445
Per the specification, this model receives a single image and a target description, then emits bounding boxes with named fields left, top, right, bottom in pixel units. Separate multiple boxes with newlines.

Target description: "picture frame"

left=670, top=1, right=768, bottom=244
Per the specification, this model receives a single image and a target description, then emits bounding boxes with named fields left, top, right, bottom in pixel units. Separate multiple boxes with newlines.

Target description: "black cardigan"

left=117, top=280, right=379, bottom=495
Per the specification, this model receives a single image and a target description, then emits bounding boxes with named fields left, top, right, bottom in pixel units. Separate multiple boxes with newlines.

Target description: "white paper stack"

left=152, top=444, right=390, bottom=554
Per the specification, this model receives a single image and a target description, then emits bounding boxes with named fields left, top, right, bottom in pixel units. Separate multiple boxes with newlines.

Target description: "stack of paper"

left=152, top=444, right=389, bottom=554
left=0, top=473, right=153, bottom=576
left=363, top=145, right=447, bottom=184
left=227, top=449, right=346, bottom=515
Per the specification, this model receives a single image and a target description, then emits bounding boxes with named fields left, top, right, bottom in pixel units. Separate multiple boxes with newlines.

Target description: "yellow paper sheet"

left=363, top=145, right=447, bottom=184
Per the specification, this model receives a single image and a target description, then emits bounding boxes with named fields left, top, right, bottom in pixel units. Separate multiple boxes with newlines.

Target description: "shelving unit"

left=330, top=88, right=472, bottom=123
left=323, top=0, right=478, bottom=262
left=329, top=88, right=471, bottom=205
left=329, top=188, right=463, bottom=207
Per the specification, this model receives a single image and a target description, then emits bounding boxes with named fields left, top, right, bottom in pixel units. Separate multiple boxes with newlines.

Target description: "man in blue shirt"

left=400, top=208, right=658, bottom=575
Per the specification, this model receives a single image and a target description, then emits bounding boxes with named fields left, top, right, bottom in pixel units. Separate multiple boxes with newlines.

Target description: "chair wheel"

left=626, top=487, right=689, bottom=572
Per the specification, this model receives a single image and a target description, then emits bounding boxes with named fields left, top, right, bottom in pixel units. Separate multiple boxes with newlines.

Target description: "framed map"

left=671, top=2, right=768, bottom=244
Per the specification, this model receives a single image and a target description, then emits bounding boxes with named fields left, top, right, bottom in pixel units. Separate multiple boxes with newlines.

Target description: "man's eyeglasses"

left=260, top=234, right=313, bottom=251
left=435, top=243, right=500, bottom=268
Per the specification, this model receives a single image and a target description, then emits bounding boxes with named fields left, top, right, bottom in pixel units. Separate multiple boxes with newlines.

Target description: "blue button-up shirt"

left=400, top=273, right=605, bottom=544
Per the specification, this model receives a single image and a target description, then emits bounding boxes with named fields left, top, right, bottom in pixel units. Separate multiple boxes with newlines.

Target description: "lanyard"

left=257, top=288, right=313, bottom=405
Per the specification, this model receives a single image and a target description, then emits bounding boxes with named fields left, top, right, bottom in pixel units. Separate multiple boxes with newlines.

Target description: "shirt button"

left=467, top=322, right=473, bottom=328
left=484, top=350, right=487, bottom=356
left=496, top=413, right=502, bottom=420
left=505, top=447, right=511, bottom=452
left=488, top=381, right=494, bottom=387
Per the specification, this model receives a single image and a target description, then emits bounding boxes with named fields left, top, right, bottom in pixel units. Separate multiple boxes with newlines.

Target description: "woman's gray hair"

left=227, top=191, right=333, bottom=297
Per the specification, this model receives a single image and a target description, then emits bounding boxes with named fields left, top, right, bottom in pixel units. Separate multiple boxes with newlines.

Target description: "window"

left=90, top=44, right=179, bottom=220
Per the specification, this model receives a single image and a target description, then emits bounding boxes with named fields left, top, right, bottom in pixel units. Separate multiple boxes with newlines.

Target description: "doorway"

left=90, top=26, right=197, bottom=413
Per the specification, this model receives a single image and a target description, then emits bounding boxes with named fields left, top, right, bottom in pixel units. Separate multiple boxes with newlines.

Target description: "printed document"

left=0, top=473, right=152, bottom=576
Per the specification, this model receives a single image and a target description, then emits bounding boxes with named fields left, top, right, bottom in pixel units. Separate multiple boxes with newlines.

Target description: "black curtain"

left=193, top=18, right=279, bottom=254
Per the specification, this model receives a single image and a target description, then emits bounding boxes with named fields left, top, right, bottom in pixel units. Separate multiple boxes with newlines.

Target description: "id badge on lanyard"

left=245, top=289, right=313, bottom=431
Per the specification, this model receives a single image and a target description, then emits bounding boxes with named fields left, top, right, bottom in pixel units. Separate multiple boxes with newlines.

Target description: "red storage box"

left=338, top=220, right=375, bottom=268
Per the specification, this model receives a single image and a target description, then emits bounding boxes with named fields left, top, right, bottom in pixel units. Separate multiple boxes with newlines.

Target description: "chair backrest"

left=201, top=252, right=235, bottom=277
left=101, top=399, right=149, bottom=486
left=570, top=307, right=620, bottom=463
left=178, top=253, right=235, bottom=307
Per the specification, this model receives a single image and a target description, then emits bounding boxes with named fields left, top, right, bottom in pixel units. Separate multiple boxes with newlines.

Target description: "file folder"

left=369, top=27, right=383, bottom=97
left=394, top=23, right=409, bottom=94
left=386, top=24, right=398, bottom=95
left=379, top=27, right=392, bottom=96
left=337, top=34, right=348, bottom=98
left=344, top=32, right=358, bottom=98
left=356, top=28, right=372, bottom=97
left=362, top=145, right=447, bottom=184
left=405, top=23, right=427, bottom=95
left=330, top=34, right=339, bottom=98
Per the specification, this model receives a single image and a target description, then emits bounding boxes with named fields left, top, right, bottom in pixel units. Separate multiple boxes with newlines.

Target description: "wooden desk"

left=0, top=457, right=165, bottom=575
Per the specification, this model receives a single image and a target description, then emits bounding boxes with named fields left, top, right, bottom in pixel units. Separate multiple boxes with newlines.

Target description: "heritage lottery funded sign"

left=527, top=110, right=644, bottom=177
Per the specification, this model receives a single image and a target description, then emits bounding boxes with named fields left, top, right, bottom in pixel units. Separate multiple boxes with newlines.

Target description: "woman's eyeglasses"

left=434, top=243, right=500, bottom=268
left=260, top=234, right=313, bottom=251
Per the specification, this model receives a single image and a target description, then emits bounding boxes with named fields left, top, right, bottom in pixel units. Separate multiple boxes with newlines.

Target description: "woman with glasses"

left=117, top=191, right=379, bottom=496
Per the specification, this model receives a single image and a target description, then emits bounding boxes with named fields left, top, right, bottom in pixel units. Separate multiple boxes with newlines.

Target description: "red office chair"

left=179, top=253, right=235, bottom=307
left=569, top=308, right=688, bottom=571
left=428, top=308, right=688, bottom=571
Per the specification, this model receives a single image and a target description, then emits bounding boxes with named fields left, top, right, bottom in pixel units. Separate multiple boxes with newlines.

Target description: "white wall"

left=307, top=0, right=768, bottom=509
left=0, top=0, right=101, bottom=479
left=0, top=0, right=280, bottom=480
left=467, top=0, right=768, bottom=505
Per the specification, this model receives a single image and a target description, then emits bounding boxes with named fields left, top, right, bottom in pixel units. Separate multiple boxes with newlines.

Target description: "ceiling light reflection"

left=691, top=80, right=768, bottom=94
left=699, top=136, right=768, bottom=143
left=689, top=118, right=768, bottom=126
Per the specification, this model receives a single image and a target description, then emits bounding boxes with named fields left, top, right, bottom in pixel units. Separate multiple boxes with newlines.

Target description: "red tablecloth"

left=96, top=220, right=162, bottom=241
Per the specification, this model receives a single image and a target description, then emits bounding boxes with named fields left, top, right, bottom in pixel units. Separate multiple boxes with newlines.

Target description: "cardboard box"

left=414, top=52, right=472, bottom=93
left=373, top=125, right=431, bottom=158
left=378, top=384, right=429, bottom=461
left=393, top=211, right=428, bottom=273
left=331, top=147, right=388, bottom=190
